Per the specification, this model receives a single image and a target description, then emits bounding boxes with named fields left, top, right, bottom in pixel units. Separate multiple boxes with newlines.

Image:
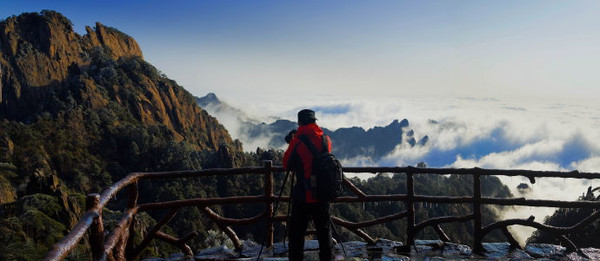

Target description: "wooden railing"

left=44, top=161, right=600, bottom=260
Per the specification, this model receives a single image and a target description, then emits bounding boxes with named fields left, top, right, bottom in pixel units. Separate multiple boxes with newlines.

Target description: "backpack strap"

left=321, top=135, right=330, bottom=153
left=299, top=134, right=331, bottom=154
left=298, top=134, right=321, bottom=157
left=297, top=134, right=324, bottom=193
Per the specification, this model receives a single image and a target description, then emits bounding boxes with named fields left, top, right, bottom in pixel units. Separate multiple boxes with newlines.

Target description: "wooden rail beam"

left=201, top=207, right=243, bottom=249
left=331, top=212, right=407, bottom=230
left=433, top=225, right=451, bottom=242
left=101, top=207, right=137, bottom=260
left=155, top=231, right=196, bottom=256
left=414, top=214, right=474, bottom=232
left=132, top=208, right=179, bottom=260
left=138, top=195, right=267, bottom=211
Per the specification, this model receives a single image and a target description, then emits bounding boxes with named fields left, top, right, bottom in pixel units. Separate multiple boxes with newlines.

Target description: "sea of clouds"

left=209, top=95, right=600, bottom=243
left=225, top=96, right=600, bottom=171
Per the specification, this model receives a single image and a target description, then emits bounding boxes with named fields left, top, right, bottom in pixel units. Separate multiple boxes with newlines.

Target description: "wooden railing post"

left=406, top=171, right=415, bottom=249
left=264, top=160, right=274, bottom=246
left=86, top=193, right=104, bottom=261
left=473, top=172, right=483, bottom=254
left=395, top=170, right=416, bottom=253
left=126, top=181, right=138, bottom=260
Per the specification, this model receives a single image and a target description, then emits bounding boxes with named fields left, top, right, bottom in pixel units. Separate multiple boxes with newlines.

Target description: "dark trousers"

left=288, top=200, right=333, bottom=261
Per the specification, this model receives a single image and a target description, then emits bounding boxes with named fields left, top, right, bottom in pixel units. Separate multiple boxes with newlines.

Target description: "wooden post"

left=126, top=182, right=138, bottom=259
left=406, top=171, right=415, bottom=249
left=396, top=170, right=415, bottom=253
left=87, top=193, right=104, bottom=261
left=473, top=173, right=483, bottom=254
left=264, top=160, right=274, bottom=246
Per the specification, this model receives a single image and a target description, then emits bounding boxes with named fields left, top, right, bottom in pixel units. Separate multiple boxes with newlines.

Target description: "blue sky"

left=2, top=0, right=599, bottom=103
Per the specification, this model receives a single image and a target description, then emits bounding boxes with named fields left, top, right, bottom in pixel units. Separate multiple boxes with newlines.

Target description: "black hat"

left=298, top=109, right=317, bottom=125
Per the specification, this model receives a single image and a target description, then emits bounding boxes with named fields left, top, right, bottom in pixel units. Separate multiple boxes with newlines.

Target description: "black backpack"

left=297, top=134, right=344, bottom=201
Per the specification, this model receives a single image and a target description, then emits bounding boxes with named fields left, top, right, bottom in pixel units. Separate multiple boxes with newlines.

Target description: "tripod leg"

left=282, top=171, right=295, bottom=251
left=330, top=218, right=347, bottom=257
left=257, top=171, right=291, bottom=261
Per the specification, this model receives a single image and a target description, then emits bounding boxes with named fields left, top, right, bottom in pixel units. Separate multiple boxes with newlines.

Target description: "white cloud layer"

left=215, top=96, right=600, bottom=242
left=226, top=96, right=600, bottom=174
left=218, top=95, right=599, bottom=169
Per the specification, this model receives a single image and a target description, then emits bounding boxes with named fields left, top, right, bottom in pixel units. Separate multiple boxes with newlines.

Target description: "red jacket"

left=283, top=123, right=332, bottom=203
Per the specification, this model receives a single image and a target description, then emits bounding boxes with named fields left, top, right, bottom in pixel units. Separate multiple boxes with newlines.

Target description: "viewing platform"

left=44, top=161, right=600, bottom=260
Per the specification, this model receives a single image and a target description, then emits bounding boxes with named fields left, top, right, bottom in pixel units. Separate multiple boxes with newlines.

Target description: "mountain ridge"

left=197, top=92, right=429, bottom=162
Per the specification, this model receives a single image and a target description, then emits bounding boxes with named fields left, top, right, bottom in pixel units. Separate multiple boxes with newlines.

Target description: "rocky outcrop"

left=0, top=136, right=16, bottom=204
left=84, top=22, right=143, bottom=60
left=0, top=174, right=16, bottom=204
left=0, top=10, right=141, bottom=120
left=0, top=136, right=14, bottom=162
left=0, top=10, right=233, bottom=151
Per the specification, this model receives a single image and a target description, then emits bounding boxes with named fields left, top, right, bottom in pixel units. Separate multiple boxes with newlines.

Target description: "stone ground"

left=143, top=239, right=600, bottom=260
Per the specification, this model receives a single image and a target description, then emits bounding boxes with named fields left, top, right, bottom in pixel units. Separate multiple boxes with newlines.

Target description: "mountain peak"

left=0, top=11, right=233, bottom=151
left=197, top=92, right=222, bottom=107
left=0, top=10, right=143, bottom=119
left=85, top=21, right=143, bottom=60
left=196, top=92, right=260, bottom=125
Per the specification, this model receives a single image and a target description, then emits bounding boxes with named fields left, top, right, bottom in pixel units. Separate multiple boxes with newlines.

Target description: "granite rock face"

left=0, top=11, right=140, bottom=117
left=0, top=10, right=233, bottom=151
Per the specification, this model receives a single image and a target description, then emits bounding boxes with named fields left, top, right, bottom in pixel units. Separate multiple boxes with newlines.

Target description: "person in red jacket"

left=283, top=109, right=333, bottom=261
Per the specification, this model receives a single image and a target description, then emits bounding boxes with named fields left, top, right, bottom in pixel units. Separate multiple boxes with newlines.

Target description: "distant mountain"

left=197, top=93, right=429, bottom=161
left=196, top=92, right=260, bottom=124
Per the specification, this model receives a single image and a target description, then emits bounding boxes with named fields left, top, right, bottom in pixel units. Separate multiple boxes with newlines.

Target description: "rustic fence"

left=44, top=161, right=600, bottom=260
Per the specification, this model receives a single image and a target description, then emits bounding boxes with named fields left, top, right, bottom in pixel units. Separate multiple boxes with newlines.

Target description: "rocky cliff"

left=0, top=10, right=231, bottom=151
left=1, top=11, right=137, bottom=116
